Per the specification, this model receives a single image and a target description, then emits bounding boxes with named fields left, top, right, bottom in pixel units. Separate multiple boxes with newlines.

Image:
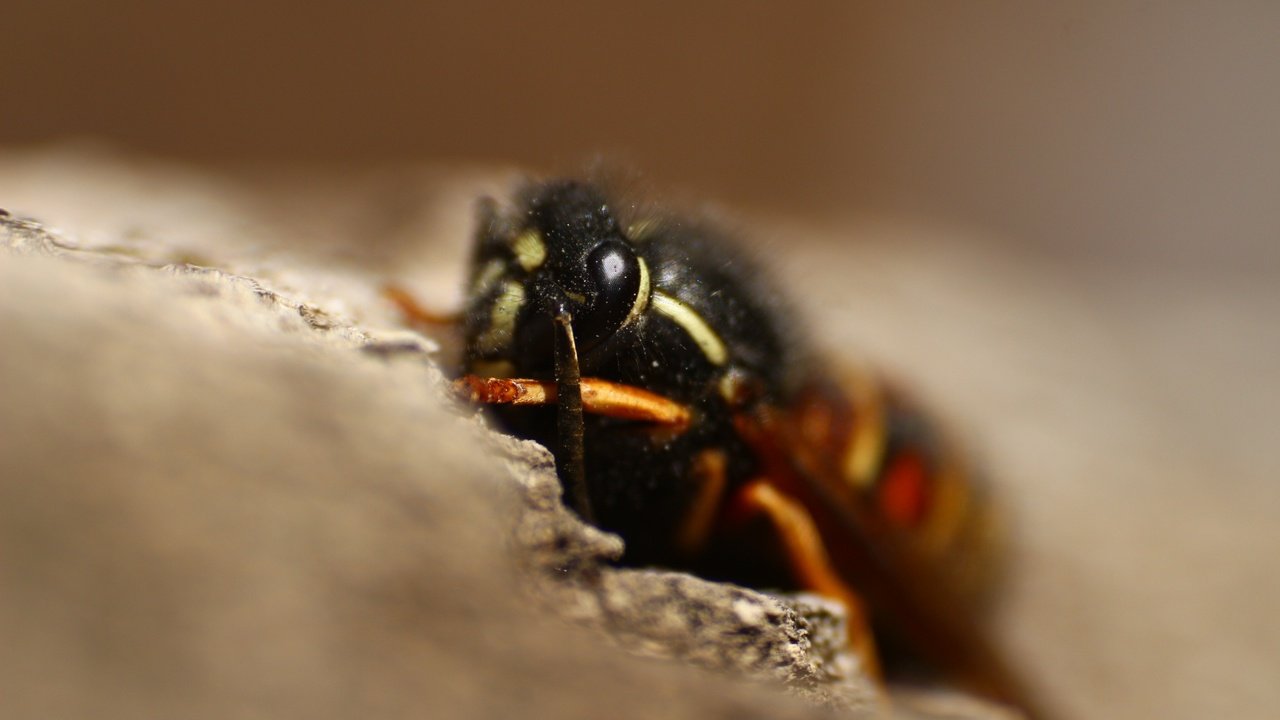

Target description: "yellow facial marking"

left=621, top=256, right=651, bottom=327
left=476, top=280, right=526, bottom=353
left=650, top=291, right=728, bottom=366
left=511, top=228, right=548, bottom=271
left=470, top=258, right=507, bottom=298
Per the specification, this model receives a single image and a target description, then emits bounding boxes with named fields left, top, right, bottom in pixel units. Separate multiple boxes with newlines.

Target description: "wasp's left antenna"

left=552, top=308, right=593, bottom=524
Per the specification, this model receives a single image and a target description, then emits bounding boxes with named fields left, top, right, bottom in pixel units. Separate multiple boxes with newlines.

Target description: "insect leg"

left=723, top=478, right=883, bottom=682
left=455, top=376, right=691, bottom=427
left=383, top=285, right=461, bottom=328
left=673, top=449, right=729, bottom=558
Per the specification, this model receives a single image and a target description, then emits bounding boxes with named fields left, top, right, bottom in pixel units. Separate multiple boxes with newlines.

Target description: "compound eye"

left=590, top=240, right=639, bottom=305
left=579, top=240, right=643, bottom=346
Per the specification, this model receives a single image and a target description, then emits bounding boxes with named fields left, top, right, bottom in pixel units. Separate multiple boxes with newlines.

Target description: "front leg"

left=721, top=478, right=884, bottom=682
left=455, top=375, right=691, bottom=428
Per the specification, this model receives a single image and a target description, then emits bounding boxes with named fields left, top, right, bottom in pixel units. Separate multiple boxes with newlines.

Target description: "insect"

left=393, top=178, right=1043, bottom=717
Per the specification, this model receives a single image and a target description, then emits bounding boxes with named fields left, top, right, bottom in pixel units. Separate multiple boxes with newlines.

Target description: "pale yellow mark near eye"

left=511, top=228, right=547, bottom=271
left=650, top=291, right=728, bottom=366
left=476, top=280, right=526, bottom=353
left=470, top=258, right=507, bottom=298
left=621, top=256, right=651, bottom=327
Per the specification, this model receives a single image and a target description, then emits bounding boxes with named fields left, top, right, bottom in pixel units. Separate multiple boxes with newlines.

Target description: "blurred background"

left=3, top=2, right=1277, bottom=719
left=5, top=1, right=1278, bottom=268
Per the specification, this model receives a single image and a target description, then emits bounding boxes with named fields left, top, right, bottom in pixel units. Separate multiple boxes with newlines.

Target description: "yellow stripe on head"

left=476, top=280, right=526, bottom=353
left=622, top=256, right=651, bottom=327
left=470, top=258, right=507, bottom=298
left=651, top=291, right=728, bottom=366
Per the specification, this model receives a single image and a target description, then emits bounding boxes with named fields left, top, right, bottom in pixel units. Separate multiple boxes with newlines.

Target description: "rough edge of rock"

left=1, top=211, right=883, bottom=715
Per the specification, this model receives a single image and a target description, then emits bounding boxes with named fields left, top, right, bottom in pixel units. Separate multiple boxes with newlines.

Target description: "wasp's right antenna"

left=552, top=307, right=593, bottom=524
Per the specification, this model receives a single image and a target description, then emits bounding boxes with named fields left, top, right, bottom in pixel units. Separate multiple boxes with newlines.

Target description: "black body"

left=461, top=179, right=810, bottom=563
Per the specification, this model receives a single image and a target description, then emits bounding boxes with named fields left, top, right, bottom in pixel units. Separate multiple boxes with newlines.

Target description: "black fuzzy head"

left=519, top=180, right=648, bottom=352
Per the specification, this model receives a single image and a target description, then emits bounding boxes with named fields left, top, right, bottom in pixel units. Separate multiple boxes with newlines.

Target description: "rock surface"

left=3, top=151, right=1037, bottom=720
left=6, top=146, right=1279, bottom=720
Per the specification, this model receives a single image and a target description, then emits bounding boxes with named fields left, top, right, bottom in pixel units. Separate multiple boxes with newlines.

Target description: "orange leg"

left=455, top=375, right=691, bottom=428
left=724, top=478, right=883, bottom=682
left=674, top=449, right=730, bottom=558
left=383, top=285, right=460, bottom=329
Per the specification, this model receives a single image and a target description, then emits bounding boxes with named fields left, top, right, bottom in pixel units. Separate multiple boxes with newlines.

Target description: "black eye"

left=577, top=240, right=642, bottom=348
left=590, top=241, right=638, bottom=300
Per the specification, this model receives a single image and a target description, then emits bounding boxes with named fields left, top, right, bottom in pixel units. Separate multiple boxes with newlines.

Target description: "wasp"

left=391, top=178, right=1044, bottom=717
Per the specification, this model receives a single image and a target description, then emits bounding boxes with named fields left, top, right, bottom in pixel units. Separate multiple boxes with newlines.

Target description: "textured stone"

left=0, top=180, right=886, bottom=720
left=0, top=152, right=1044, bottom=720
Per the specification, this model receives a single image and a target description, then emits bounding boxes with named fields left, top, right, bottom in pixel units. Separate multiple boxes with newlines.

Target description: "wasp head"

left=464, top=180, right=653, bottom=375
left=523, top=180, right=650, bottom=349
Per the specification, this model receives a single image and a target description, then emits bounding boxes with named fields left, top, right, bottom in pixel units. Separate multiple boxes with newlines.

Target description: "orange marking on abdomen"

left=877, top=451, right=931, bottom=529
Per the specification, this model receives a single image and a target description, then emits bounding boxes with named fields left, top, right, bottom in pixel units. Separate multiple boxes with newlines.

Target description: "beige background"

left=2, top=3, right=1277, bottom=719
left=4, top=2, right=1279, bottom=265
